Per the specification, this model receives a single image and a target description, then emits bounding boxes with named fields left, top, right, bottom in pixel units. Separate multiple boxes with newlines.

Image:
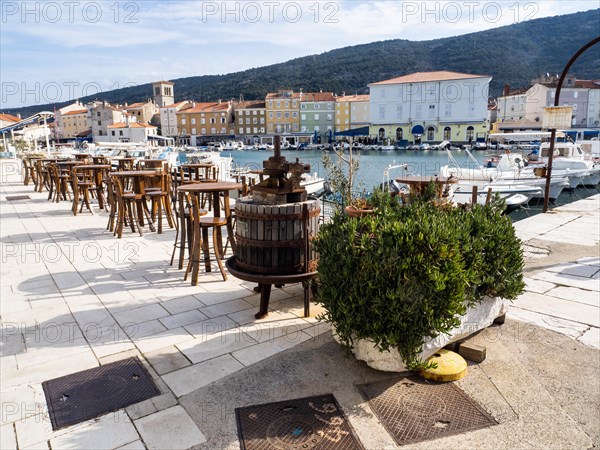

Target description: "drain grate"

left=42, top=357, right=159, bottom=430
left=235, top=394, right=364, bottom=450
left=356, top=376, right=496, bottom=446
left=5, top=195, right=31, bottom=201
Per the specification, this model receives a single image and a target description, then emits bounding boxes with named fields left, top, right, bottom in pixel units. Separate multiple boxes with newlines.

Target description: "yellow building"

left=177, top=101, right=233, bottom=146
left=59, top=109, right=90, bottom=138
left=265, top=90, right=301, bottom=133
left=335, top=94, right=370, bottom=133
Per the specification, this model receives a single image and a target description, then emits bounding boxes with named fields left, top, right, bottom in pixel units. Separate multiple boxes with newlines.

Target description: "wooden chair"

left=171, top=191, right=206, bottom=269
left=112, top=175, right=142, bottom=238
left=22, top=158, right=37, bottom=187
left=145, top=171, right=176, bottom=234
left=50, top=163, right=72, bottom=203
left=71, top=167, right=95, bottom=215
left=103, top=175, right=118, bottom=232
left=184, top=191, right=228, bottom=282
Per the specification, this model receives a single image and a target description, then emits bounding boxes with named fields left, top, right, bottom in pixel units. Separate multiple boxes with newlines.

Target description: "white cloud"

left=0, top=0, right=596, bottom=108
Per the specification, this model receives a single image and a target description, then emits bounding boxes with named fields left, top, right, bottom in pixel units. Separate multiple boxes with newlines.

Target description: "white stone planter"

left=336, top=296, right=508, bottom=372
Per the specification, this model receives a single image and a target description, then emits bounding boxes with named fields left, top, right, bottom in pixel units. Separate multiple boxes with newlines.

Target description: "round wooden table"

left=113, top=171, right=163, bottom=228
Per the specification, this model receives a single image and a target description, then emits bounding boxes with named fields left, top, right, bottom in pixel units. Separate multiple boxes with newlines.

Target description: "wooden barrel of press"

left=234, top=197, right=320, bottom=275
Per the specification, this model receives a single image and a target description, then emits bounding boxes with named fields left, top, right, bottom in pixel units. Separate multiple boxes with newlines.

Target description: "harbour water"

left=229, top=149, right=599, bottom=221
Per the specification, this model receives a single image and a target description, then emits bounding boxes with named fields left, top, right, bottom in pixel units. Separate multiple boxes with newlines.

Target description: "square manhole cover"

left=235, top=394, right=363, bottom=449
left=5, top=195, right=31, bottom=201
left=356, top=376, right=496, bottom=446
left=42, top=357, right=159, bottom=430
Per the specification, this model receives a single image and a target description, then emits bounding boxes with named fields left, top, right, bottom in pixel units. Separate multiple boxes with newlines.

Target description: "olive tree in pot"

left=312, top=188, right=525, bottom=371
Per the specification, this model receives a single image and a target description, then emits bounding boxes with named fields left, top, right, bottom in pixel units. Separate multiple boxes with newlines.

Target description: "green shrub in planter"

left=312, top=192, right=525, bottom=370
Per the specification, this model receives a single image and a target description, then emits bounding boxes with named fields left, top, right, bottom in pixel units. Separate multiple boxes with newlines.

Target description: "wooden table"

left=113, top=170, right=163, bottom=228
left=179, top=163, right=216, bottom=183
left=137, top=159, right=167, bottom=170
left=110, top=157, right=137, bottom=171
left=50, top=161, right=82, bottom=201
left=177, top=182, right=241, bottom=285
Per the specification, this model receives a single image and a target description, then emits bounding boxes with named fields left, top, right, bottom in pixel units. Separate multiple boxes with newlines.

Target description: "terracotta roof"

left=369, top=71, right=490, bottom=85
left=576, top=80, right=600, bottom=89
left=0, top=113, right=21, bottom=123
left=124, top=102, right=145, bottom=109
left=62, top=109, right=88, bottom=116
left=336, top=94, right=370, bottom=103
left=235, top=100, right=266, bottom=109
left=177, top=102, right=230, bottom=113
left=301, top=92, right=335, bottom=102
left=504, top=87, right=529, bottom=97
left=265, top=91, right=302, bottom=99
left=160, top=101, right=190, bottom=110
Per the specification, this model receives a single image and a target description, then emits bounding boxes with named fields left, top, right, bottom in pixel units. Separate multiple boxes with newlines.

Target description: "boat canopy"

left=334, top=126, right=370, bottom=137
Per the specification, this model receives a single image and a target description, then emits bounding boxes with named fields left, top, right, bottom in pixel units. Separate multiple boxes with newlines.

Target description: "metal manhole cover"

left=5, top=195, right=31, bottom=201
left=356, top=376, right=496, bottom=446
left=235, top=394, right=364, bottom=450
left=42, top=357, right=159, bottom=430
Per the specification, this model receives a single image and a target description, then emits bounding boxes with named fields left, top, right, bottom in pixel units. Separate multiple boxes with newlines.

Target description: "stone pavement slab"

left=2, top=161, right=599, bottom=449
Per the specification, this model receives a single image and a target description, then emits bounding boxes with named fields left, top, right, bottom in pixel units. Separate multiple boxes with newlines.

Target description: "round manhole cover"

left=266, top=415, right=321, bottom=449
left=399, top=391, right=447, bottom=418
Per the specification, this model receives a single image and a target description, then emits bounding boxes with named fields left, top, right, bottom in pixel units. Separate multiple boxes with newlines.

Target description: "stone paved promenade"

left=0, top=159, right=598, bottom=449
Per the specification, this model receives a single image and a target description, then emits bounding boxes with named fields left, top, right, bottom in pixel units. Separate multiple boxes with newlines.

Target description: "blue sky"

left=0, top=1, right=596, bottom=109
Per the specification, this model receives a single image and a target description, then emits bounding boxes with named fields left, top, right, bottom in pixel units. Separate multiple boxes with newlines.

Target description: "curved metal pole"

left=543, top=36, right=600, bottom=212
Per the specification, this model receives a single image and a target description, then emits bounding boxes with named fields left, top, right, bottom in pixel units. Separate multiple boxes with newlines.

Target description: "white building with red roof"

left=107, top=122, right=157, bottom=143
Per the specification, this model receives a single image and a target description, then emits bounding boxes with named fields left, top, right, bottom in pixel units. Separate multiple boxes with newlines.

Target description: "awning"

left=147, top=134, right=174, bottom=141
left=334, top=126, right=370, bottom=137
left=411, top=125, right=424, bottom=135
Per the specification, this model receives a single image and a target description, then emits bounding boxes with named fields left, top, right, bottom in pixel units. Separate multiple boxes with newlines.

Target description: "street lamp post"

left=543, top=36, right=600, bottom=212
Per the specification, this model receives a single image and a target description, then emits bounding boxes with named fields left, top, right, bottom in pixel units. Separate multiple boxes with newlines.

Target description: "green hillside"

left=3, top=9, right=599, bottom=118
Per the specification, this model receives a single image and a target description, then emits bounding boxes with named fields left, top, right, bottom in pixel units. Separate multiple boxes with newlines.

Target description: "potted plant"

left=344, top=197, right=375, bottom=217
left=312, top=187, right=525, bottom=371
left=321, top=139, right=362, bottom=212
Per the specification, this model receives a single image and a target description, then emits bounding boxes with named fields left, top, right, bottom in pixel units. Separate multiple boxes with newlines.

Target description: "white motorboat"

left=452, top=181, right=542, bottom=208
left=440, top=149, right=574, bottom=199
left=538, top=142, right=600, bottom=186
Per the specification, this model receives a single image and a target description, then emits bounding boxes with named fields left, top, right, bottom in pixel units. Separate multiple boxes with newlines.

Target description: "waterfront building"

left=496, top=74, right=600, bottom=131
left=57, top=108, right=90, bottom=139
left=265, top=90, right=301, bottom=134
left=335, top=94, right=370, bottom=134
left=176, top=101, right=234, bottom=146
left=159, top=101, right=191, bottom=140
left=233, top=100, right=267, bottom=142
left=123, top=100, right=158, bottom=125
left=586, top=80, right=600, bottom=128
left=368, top=71, right=491, bottom=144
left=299, top=92, right=335, bottom=143
left=0, top=113, right=20, bottom=129
left=53, top=102, right=88, bottom=139
left=107, top=122, right=157, bottom=143
left=89, top=101, right=131, bottom=142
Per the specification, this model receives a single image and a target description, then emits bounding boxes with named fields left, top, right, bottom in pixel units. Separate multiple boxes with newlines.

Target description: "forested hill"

left=4, top=9, right=599, bottom=117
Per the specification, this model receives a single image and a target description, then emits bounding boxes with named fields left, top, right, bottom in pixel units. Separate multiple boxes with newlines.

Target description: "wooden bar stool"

left=145, top=172, right=175, bottom=234
left=112, top=175, right=142, bottom=238
left=184, top=192, right=227, bottom=282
